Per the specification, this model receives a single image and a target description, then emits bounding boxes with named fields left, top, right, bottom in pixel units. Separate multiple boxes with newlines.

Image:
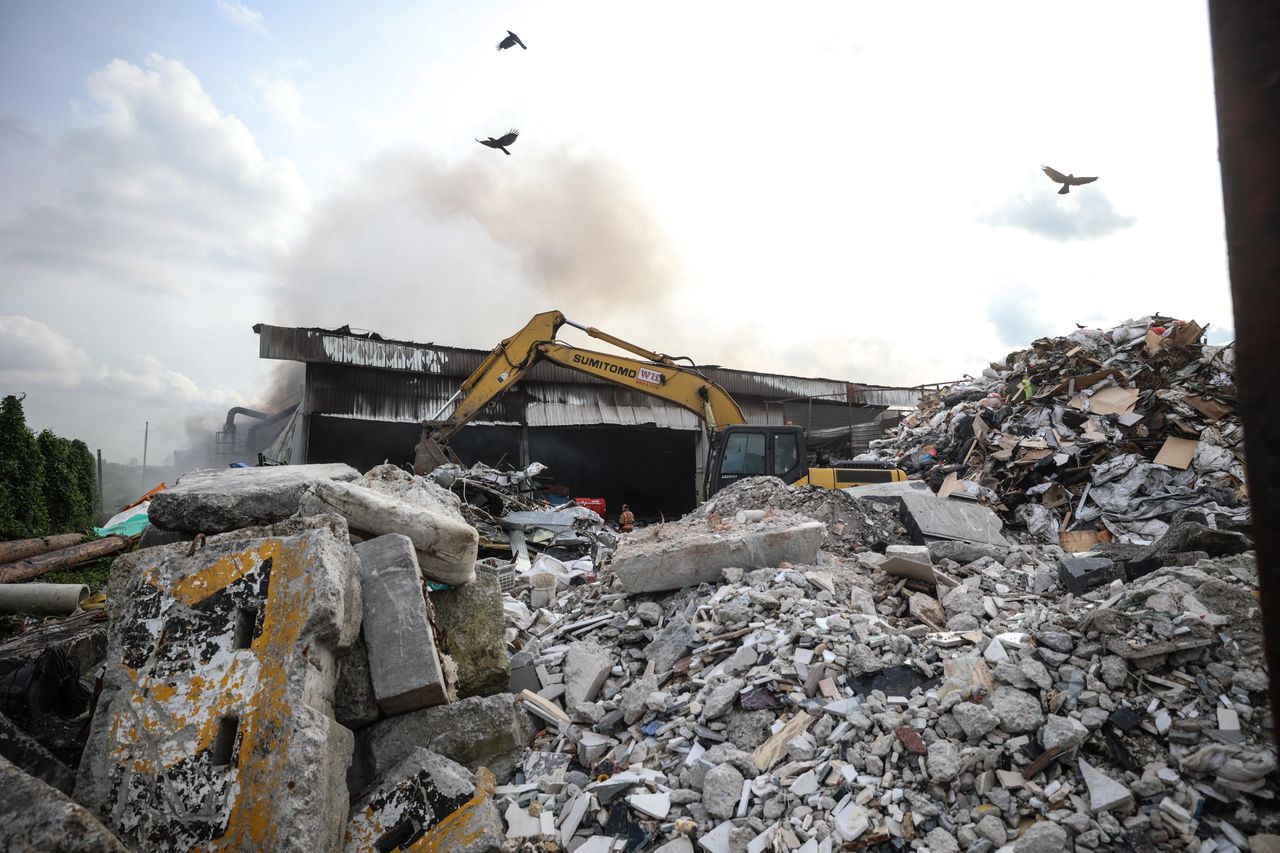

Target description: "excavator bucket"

left=413, top=432, right=457, bottom=475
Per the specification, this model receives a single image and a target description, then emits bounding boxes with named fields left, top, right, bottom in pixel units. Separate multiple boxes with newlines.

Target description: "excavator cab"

left=705, top=424, right=905, bottom=497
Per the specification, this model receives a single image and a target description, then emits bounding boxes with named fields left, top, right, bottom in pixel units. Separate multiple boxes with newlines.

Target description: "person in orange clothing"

left=618, top=504, right=635, bottom=533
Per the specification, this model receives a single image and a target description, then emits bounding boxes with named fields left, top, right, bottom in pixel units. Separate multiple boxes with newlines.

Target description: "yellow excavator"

left=413, top=311, right=905, bottom=498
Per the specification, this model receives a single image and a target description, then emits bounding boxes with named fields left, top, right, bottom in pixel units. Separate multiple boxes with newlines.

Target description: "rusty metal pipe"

left=1207, top=0, right=1280, bottom=745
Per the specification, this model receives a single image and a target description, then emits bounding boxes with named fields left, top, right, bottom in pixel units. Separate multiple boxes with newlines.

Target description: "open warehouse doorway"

left=528, top=426, right=697, bottom=521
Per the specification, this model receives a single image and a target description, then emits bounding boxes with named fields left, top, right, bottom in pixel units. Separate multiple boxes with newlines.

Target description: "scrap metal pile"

left=862, top=316, right=1246, bottom=549
left=431, top=461, right=619, bottom=569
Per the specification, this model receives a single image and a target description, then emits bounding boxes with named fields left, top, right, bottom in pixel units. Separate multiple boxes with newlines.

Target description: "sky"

left=0, top=1, right=1234, bottom=465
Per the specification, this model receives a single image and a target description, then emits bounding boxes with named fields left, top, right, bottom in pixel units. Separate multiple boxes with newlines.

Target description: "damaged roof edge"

left=253, top=323, right=945, bottom=405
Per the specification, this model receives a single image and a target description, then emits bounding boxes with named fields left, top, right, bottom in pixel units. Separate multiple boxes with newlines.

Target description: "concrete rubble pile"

left=692, top=477, right=909, bottom=557
left=28, top=462, right=525, bottom=852
left=862, top=316, right=1248, bottom=549
left=4, top=402, right=1275, bottom=849
left=490, top=477, right=1278, bottom=853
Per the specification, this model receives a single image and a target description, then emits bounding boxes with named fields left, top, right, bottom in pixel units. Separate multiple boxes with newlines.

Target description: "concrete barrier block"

left=76, top=516, right=361, bottom=852
left=335, top=633, right=381, bottom=731
left=355, top=535, right=451, bottom=715
left=432, top=572, right=510, bottom=699
left=148, top=463, right=361, bottom=533
left=611, top=515, right=826, bottom=594
left=300, top=480, right=478, bottom=586
left=0, top=754, right=127, bottom=852
left=344, top=748, right=503, bottom=853
left=359, top=693, right=535, bottom=789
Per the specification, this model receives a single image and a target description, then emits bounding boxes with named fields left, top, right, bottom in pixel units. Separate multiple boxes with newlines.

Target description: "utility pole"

left=141, top=421, right=149, bottom=493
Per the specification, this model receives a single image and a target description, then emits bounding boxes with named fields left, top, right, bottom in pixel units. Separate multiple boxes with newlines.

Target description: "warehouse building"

left=235, top=324, right=929, bottom=518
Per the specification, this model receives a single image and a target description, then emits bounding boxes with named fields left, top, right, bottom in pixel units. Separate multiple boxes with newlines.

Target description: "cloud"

left=986, top=288, right=1053, bottom=351
left=979, top=189, right=1136, bottom=241
left=216, top=0, right=266, bottom=34
left=0, top=315, right=238, bottom=403
left=0, top=54, right=308, bottom=293
left=1205, top=325, right=1235, bottom=345
left=252, top=73, right=317, bottom=131
left=0, top=315, right=96, bottom=389
left=0, top=56, right=306, bottom=459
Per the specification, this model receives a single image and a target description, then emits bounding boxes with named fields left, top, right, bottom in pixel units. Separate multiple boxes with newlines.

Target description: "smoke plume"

left=265, top=147, right=684, bottom=348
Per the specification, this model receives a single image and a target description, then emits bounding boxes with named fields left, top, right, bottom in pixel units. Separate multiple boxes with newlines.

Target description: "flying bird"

left=497, top=30, right=526, bottom=50
left=477, top=129, right=520, bottom=155
left=1042, top=166, right=1098, bottom=195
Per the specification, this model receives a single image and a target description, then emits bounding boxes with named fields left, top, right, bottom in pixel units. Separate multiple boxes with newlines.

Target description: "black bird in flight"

left=497, top=30, right=527, bottom=50
left=477, top=129, right=520, bottom=155
left=1042, top=166, right=1098, bottom=195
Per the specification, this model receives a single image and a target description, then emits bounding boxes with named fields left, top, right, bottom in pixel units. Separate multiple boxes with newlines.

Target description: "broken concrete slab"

left=359, top=693, right=535, bottom=789
left=896, top=490, right=1009, bottom=547
left=148, top=463, right=360, bottom=533
left=355, top=534, right=451, bottom=715
left=299, top=478, right=479, bottom=585
left=1058, top=555, right=1118, bottom=595
left=0, top=710, right=75, bottom=793
left=611, top=513, right=825, bottom=594
left=343, top=747, right=503, bottom=853
left=432, top=572, right=510, bottom=698
left=76, top=515, right=361, bottom=852
left=645, top=612, right=694, bottom=673
left=926, top=540, right=1010, bottom=565
left=334, top=633, right=380, bottom=731
left=564, top=640, right=613, bottom=713
left=0, top=754, right=127, bottom=852
left=1078, top=757, right=1133, bottom=814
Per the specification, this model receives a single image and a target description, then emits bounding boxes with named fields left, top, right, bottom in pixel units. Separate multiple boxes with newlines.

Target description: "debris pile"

left=864, top=317, right=1247, bottom=547
left=43, top=463, right=526, bottom=851
left=692, top=477, right=909, bottom=556
left=492, top=498, right=1278, bottom=852
left=431, top=460, right=619, bottom=572
left=1, top=319, right=1273, bottom=853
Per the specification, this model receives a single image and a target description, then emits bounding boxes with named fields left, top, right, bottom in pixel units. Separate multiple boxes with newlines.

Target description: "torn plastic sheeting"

left=522, top=553, right=592, bottom=589
left=1015, top=503, right=1059, bottom=545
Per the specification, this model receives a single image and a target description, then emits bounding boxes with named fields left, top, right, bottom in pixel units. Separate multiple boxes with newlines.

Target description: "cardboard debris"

left=1154, top=437, right=1199, bottom=470
left=1058, top=528, right=1113, bottom=553
left=1069, top=385, right=1139, bottom=416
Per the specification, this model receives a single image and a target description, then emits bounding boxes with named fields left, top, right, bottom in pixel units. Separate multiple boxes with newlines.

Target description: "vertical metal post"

left=96, top=448, right=104, bottom=519
left=1207, top=0, right=1280, bottom=740
left=297, top=364, right=312, bottom=464
left=847, top=387, right=855, bottom=459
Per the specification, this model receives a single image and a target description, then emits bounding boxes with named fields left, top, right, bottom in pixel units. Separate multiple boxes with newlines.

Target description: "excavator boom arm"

left=414, top=311, right=745, bottom=472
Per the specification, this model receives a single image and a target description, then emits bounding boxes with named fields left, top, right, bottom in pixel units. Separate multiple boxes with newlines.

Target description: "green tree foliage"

left=38, top=430, right=80, bottom=532
left=0, top=395, right=48, bottom=539
left=69, top=439, right=98, bottom=528
left=0, top=397, right=97, bottom=538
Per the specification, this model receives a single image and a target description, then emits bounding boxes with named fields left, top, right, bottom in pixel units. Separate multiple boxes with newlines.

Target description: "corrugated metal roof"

left=256, top=323, right=869, bottom=403
left=848, top=385, right=927, bottom=407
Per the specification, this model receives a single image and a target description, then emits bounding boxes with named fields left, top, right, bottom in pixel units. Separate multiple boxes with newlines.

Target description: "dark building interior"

left=304, top=417, right=697, bottom=519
